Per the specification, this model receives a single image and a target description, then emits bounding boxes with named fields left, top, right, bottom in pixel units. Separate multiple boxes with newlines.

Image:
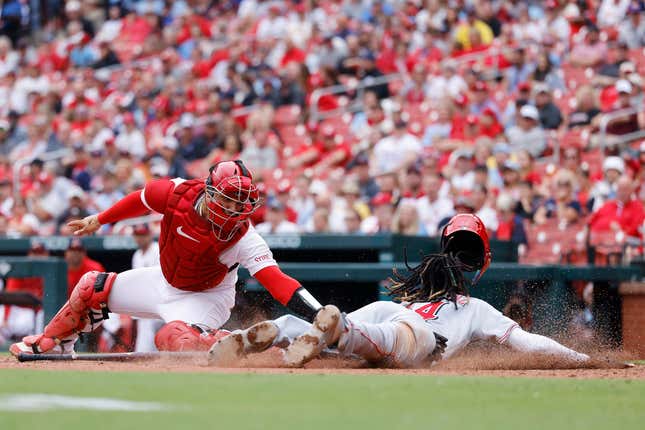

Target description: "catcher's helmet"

left=204, top=160, right=260, bottom=240
left=440, top=213, right=491, bottom=283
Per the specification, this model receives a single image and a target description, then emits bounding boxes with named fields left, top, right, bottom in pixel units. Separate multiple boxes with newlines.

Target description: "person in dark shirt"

left=276, top=71, right=306, bottom=108
left=597, top=42, right=631, bottom=79
left=534, top=83, right=562, bottom=130
left=606, top=79, right=639, bottom=136
left=568, top=85, right=602, bottom=129
left=348, top=153, right=379, bottom=200
left=534, top=173, right=582, bottom=226
left=514, top=180, right=543, bottom=222
left=176, top=113, right=211, bottom=161
left=64, top=1, right=95, bottom=37
left=92, top=41, right=120, bottom=69
left=477, top=1, right=502, bottom=37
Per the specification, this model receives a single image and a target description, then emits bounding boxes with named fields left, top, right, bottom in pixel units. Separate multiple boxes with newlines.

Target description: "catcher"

left=11, top=160, right=322, bottom=357
left=209, top=214, right=590, bottom=368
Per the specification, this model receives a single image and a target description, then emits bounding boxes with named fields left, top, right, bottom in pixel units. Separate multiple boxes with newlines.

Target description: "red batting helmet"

left=440, top=213, right=491, bottom=283
left=204, top=160, right=260, bottom=240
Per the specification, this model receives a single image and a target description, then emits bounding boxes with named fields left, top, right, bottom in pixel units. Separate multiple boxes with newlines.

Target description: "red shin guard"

left=24, top=271, right=117, bottom=353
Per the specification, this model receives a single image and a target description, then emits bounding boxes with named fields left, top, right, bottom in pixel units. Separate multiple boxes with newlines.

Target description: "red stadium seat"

left=521, top=220, right=569, bottom=264
left=561, top=65, right=594, bottom=92
left=559, top=129, right=588, bottom=150
left=274, top=105, right=303, bottom=126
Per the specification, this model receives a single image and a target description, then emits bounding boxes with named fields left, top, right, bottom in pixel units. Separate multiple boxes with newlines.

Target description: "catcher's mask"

left=440, top=213, right=491, bottom=283
left=204, top=160, right=260, bottom=240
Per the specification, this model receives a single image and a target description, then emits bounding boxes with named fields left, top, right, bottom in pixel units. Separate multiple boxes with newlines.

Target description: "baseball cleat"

left=283, top=305, right=344, bottom=367
left=9, top=341, right=32, bottom=358
left=9, top=336, right=72, bottom=358
left=207, top=320, right=279, bottom=366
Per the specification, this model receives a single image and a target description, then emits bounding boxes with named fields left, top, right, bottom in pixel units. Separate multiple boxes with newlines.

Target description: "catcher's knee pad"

left=155, top=321, right=230, bottom=352
left=32, top=272, right=117, bottom=353
left=69, top=272, right=116, bottom=319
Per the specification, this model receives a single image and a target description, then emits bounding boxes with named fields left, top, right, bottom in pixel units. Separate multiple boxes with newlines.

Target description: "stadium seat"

left=521, top=220, right=570, bottom=264
left=274, top=105, right=303, bottom=126
left=588, top=230, right=626, bottom=266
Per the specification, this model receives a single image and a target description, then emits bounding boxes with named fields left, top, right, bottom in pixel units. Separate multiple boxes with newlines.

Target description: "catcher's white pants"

left=100, top=314, right=164, bottom=352
left=274, top=301, right=436, bottom=368
left=107, top=266, right=235, bottom=329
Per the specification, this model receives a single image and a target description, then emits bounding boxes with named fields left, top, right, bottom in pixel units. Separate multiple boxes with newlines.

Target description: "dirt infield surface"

left=2, top=348, right=643, bottom=379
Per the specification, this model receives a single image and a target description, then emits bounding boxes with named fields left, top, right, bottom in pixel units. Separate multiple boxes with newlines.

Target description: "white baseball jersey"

left=132, top=241, right=160, bottom=269
left=406, top=295, right=519, bottom=359
left=128, top=241, right=162, bottom=352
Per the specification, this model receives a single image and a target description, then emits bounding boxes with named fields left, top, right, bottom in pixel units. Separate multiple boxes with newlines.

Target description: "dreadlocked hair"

left=387, top=251, right=470, bottom=308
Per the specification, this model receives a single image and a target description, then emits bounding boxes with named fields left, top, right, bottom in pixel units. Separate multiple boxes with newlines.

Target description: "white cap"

left=162, top=136, right=179, bottom=151
left=91, top=128, right=115, bottom=151
left=533, top=82, right=550, bottom=94
left=179, top=113, right=195, bottom=128
left=620, top=61, right=636, bottom=74
left=496, top=193, right=515, bottom=212
left=602, top=156, right=625, bottom=174
left=639, top=140, right=645, bottom=152
left=67, top=186, right=85, bottom=200
left=616, top=79, right=633, bottom=94
left=520, top=104, right=540, bottom=121
left=563, top=3, right=581, bottom=19
left=150, top=158, right=170, bottom=177
left=309, top=179, right=328, bottom=196
left=65, top=0, right=81, bottom=12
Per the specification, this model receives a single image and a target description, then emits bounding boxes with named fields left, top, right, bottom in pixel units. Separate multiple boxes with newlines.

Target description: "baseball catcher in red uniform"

left=11, top=160, right=322, bottom=356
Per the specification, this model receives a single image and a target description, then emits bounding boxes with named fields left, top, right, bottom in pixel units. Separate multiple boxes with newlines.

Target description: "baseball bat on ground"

left=16, top=351, right=202, bottom=362
left=17, top=349, right=361, bottom=363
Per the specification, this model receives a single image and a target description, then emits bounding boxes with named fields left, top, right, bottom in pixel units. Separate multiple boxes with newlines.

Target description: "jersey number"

left=413, top=301, right=447, bottom=321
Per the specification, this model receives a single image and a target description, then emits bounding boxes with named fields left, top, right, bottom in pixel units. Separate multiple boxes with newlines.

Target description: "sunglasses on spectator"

left=556, top=181, right=571, bottom=187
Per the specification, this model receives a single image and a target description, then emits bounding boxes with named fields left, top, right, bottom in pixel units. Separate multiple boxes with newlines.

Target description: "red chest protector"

left=158, top=179, right=248, bottom=292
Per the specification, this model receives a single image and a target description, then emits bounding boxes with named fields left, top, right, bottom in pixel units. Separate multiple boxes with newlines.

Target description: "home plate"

left=0, top=394, right=176, bottom=412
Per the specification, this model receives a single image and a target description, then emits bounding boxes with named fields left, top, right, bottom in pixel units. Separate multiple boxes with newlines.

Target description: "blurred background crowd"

left=0, top=0, right=645, bottom=268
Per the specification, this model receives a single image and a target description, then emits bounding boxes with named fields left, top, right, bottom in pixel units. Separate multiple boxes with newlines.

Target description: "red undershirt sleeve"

left=253, top=265, right=302, bottom=305
left=97, top=179, right=175, bottom=225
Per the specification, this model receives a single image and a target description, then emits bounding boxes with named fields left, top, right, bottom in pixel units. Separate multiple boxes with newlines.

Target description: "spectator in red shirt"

left=589, top=175, right=645, bottom=238
left=290, top=125, right=351, bottom=175
left=516, top=150, right=542, bottom=186
left=479, top=107, right=504, bottom=138
left=400, top=165, right=424, bottom=199
left=495, top=193, right=528, bottom=246
left=65, top=238, right=105, bottom=298
left=273, top=180, right=299, bottom=224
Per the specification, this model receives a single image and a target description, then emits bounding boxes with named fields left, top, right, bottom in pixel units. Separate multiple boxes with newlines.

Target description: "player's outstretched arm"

left=68, top=180, right=175, bottom=235
left=505, top=328, right=590, bottom=363
left=254, top=266, right=322, bottom=321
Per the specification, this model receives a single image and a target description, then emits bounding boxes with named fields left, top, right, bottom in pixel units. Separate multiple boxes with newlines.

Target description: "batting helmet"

left=440, top=213, right=491, bottom=283
left=204, top=160, right=260, bottom=240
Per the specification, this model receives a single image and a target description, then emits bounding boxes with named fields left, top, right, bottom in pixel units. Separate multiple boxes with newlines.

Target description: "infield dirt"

left=1, top=346, right=643, bottom=379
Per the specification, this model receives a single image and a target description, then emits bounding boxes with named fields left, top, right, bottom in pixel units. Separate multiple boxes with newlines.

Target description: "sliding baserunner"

left=209, top=214, right=589, bottom=368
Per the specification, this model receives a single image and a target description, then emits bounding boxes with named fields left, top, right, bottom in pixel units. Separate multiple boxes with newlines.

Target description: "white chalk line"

left=0, top=393, right=180, bottom=412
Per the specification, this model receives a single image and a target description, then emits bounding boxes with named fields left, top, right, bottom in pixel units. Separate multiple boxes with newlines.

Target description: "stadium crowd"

left=0, top=0, right=644, bottom=266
